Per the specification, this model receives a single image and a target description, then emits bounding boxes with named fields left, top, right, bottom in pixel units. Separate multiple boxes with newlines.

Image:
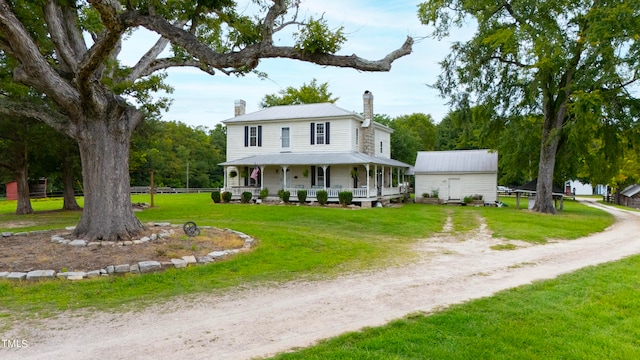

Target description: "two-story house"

left=219, top=91, right=411, bottom=206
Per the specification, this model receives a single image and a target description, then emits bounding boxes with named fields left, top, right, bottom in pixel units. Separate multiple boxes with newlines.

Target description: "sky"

left=120, top=0, right=473, bottom=130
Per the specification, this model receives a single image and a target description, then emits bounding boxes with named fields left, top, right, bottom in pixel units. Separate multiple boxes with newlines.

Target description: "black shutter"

left=311, top=166, right=316, bottom=186
left=310, top=123, right=315, bottom=145
left=244, top=126, right=249, bottom=147
left=257, top=125, right=262, bottom=147
left=244, top=167, right=249, bottom=186
left=325, top=122, right=330, bottom=144
left=326, top=166, right=331, bottom=187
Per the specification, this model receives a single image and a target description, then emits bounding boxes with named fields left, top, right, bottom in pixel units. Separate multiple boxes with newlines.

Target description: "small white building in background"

left=564, top=180, right=595, bottom=195
left=413, top=149, right=498, bottom=204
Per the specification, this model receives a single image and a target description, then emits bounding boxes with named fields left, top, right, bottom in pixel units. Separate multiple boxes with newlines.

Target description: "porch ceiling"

left=220, top=151, right=410, bottom=168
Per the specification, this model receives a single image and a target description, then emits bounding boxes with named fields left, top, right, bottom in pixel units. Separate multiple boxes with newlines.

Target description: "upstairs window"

left=316, top=123, right=325, bottom=145
left=310, top=122, right=330, bottom=145
left=244, top=125, right=262, bottom=147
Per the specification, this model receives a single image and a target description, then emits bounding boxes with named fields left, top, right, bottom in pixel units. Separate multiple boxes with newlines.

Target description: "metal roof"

left=621, top=184, right=640, bottom=197
left=222, top=103, right=359, bottom=123
left=413, top=149, right=498, bottom=173
left=220, top=151, right=411, bottom=168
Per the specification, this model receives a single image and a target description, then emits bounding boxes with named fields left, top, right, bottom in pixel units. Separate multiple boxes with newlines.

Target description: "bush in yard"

left=338, top=191, right=353, bottom=207
left=281, top=190, right=291, bottom=203
left=297, top=190, right=308, bottom=203
left=211, top=190, right=221, bottom=203
left=317, top=190, right=328, bottom=205
left=278, top=189, right=285, bottom=200
left=241, top=191, right=253, bottom=204
left=222, top=191, right=232, bottom=203
left=260, top=188, right=269, bottom=200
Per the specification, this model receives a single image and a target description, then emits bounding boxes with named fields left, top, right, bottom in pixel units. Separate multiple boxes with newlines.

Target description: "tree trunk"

left=14, top=163, right=33, bottom=215
left=532, top=112, right=563, bottom=214
left=61, top=154, right=81, bottom=211
left=73, top=118, right=144, bottom=241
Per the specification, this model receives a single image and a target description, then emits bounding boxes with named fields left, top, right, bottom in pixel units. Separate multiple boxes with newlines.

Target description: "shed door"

left=448, top=178, right=461, bottom=200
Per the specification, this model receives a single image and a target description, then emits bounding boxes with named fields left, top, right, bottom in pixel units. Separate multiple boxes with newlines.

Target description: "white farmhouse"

left=219, top=91, right=411, bottom=206
left=413, top=149, right=498, bottom=204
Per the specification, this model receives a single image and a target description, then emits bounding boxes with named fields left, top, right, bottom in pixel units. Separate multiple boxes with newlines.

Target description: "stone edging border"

left=0, top=223, right=256, bottom=281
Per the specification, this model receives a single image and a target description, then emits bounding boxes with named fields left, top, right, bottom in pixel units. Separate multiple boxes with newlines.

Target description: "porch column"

left=281, top=165, right=289, bottom=190
left=366, top=164, right=370, bottom=197
left=260, top=165, right=265, bottom=191
left=223, top=166, right=227, bottom=191
left=374, top=165, right=378, bottom=192
left=322, top=165, right=328, bottom=189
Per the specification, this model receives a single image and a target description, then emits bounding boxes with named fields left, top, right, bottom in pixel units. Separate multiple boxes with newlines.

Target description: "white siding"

left=226, top=117, right=358, bottom=162
left=415, top=173, right=497, bottom=203
left=374, top=128, right=391, bottom=159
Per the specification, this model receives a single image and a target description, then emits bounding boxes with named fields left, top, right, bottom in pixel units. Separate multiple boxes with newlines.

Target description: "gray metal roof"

left=413, top=149, right=498, bottom=173
left=222, top=103, right=359, bottom=123
left=220, top=151, right=411, bottom=168
left=621, top=184, right=640, bottom=197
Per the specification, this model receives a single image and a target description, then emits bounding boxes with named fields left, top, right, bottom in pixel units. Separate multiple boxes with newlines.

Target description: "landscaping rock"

left=150, top=234, right=158, bottom=241
left=0, top=271, right=9, bottom=278
left=138, top=261, right=161, bottom=273
left=133, top=240, right=143, bottom=245
left=51, top=235, right=66, bottom=243
left=114, top=264, right=130, bottom=273
left=171, top=259, right=188, bottom=268
left=26, top=270, right=56, bottom=281
left=106, top=265, right=115, bottom=274
left=154, top=222, right=171, bottom=227
left=86, top=270, right=101, bottom=278
left=197, top=256, right=214, bottom=264
left=130, top=264, right=140, bottom=274
left=123, top=241, right=133, bottom=246
left=87, top=242, right=101, bottom=247
left=58, top=272, right=86, bottom=280
left=208, top=251, right=228, bottom=259
left=2, top=232, right=13, bottom=237
left=140, top=236, right=151, bottom=242
left=182, top=255, right=197, bottom=264
left=69, top=239, right=87, bottom=247
left=6, top=272, right=27, bottom=280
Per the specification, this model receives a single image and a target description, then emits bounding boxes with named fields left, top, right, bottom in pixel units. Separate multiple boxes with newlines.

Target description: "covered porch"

left=219, top=152, right=411, bottom=204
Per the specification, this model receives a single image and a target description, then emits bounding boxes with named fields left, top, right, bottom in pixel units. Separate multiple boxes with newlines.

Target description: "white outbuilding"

left=414, top=149, right=498, bottom=204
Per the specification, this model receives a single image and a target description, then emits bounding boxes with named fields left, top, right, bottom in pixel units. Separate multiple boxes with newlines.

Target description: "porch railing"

left=226, top=186, right=405, bottom=200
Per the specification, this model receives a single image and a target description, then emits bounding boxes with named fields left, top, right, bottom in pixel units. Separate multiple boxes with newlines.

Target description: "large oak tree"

left=0, top=1, right=412, bottom=240
left=419, top=0, right=640, bottom=213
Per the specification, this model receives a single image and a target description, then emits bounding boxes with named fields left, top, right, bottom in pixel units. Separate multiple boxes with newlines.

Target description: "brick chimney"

left=363, top=90, right=373, bottom=121
left=362, top=91, right=375, bottom=156
left=234, top=99, right=246, bottom=117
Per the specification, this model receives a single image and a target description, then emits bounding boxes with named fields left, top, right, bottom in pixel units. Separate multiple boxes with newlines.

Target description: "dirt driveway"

left=3, top=199, right=640, bottom=360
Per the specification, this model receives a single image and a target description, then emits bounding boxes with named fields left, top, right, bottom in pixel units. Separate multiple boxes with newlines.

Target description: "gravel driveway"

left=3, top=199, right=640, bottom=360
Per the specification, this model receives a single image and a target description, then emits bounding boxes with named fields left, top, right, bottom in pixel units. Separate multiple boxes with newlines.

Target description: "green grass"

left=0, top=194, right=614, bottom=320
left=269, top=255, right=640, bottom=359
left=480, top=197, right=614, bottom=243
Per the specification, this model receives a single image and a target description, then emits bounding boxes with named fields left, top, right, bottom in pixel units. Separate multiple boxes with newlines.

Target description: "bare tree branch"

left=81, top=0, right=127, bottom=99
left=0, top=98, right=74, bottom=136
left=490, top=56, right=531, bottom=68
left=126, top=12, right=413, bottom=74
left=0, top=0, right=81, bottom=115
left=125, top=20, right=188, bottom=82
left=137, top=58, right=217, bottom=77
left=44, top=0, right=80, bottom=73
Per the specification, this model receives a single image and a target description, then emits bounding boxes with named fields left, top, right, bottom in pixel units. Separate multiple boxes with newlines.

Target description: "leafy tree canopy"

left=419, top=0, right=640, bottom=213
left=260, top=78, right=338, bottom=107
